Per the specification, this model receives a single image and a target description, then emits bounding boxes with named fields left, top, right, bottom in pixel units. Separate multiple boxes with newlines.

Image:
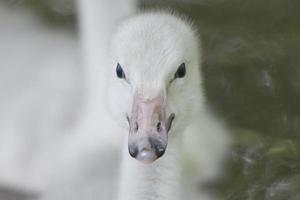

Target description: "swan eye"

left=116, top=63, right=126, bottom=79
left=174, top=63, right=186, bottom=78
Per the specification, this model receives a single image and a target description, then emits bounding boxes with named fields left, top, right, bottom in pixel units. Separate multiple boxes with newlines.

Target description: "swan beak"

left=127, top=94, right=174, bottom=164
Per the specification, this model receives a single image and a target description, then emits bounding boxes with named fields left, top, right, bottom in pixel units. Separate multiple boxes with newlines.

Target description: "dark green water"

left=6, top=0, right=300, bottom=199
left=140, top=1, right=300, bottom=199
left=143, top=1, right=300, bottom=199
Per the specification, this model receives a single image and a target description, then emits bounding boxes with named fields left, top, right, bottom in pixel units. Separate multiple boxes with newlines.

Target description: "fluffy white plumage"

left=42, top=11, right=230, bottom=200
left=109, top=12, right=230, bottom=200
left=107, top=12, right=204, bottom=130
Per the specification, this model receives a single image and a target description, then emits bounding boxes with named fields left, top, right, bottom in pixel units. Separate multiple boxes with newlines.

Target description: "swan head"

left=108, top=12, right=204, bottom=163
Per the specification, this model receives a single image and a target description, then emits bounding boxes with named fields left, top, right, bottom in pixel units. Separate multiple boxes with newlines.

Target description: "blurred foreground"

left=0, top=2, right=82, bottom=194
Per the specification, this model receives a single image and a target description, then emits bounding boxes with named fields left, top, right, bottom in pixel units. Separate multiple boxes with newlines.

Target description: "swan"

left=41, top=11, right=230, bottom=200
left=108, top=12, right=230, bottom=200
left=107, top=12, right=204, bottom=163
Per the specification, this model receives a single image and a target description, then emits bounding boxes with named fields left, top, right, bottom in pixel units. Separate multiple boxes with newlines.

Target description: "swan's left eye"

left=116, top=63, right=126, bottom=79
left=174, top=63, right=186, bottom=78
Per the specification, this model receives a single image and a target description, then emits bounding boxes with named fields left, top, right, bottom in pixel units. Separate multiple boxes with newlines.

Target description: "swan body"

left=42, top=11, right=229, bottom=200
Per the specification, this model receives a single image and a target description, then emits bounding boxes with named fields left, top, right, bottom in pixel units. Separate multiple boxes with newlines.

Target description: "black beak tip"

left=156, top=147, right=166, bottom=158
left=128, top=145, right=138, bottom=158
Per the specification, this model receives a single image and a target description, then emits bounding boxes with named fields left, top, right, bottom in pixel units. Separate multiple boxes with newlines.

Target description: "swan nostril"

left=156, top=122, right=162, bottom=132
left=134, top=122, right=139, bottom=132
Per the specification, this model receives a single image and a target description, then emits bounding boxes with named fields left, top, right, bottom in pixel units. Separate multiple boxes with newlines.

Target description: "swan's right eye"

left=116, top=63, right=126, bottom=79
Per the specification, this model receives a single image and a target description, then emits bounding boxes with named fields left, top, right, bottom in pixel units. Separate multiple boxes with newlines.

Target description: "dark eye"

left=174, top=63, right=186, bottom=78
left=116, top=63, right=126, bottom=79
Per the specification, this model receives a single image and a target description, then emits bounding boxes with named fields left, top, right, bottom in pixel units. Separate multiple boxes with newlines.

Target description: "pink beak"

left=128, top=93, right=175, bottom=163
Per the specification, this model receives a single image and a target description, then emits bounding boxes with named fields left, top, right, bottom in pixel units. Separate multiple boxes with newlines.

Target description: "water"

left=142, top=0, right=300, bottom=199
